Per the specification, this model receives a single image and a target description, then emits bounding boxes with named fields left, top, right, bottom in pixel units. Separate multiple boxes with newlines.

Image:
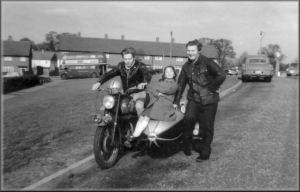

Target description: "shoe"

left=183, top=143, right=192, bottom=156
left=196, top=154, right=210, bottom=162
left=124, top=135, right=135, bottom=148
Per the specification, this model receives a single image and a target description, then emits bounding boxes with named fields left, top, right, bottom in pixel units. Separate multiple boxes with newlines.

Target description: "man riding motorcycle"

left=91, top=47, right=152, bottom=115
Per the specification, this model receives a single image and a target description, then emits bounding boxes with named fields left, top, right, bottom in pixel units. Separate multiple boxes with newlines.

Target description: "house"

left=32, top=50, right=57, bottom=76
left=55, top=52, right=65, bottom=69
left=2, top=40, right=32, bottom=76
left=57, top=35, right=220, bottom=71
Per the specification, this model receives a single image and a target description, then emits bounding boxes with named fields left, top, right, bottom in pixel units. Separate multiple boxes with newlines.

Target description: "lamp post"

left=260, top=31, right=265, bottom=55
left=275, top=52, right=280, bottom=77
left=170, top=31, right=172, bottom=65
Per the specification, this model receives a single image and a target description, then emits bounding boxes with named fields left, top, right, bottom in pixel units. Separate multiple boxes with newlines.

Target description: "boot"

left=124, top=135, right=136, bottom=148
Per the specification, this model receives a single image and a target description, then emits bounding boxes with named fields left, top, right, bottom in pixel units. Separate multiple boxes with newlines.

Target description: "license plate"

left=255, top=70, right=261, bottom=74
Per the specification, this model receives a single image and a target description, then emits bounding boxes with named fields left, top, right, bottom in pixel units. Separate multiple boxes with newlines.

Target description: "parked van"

left=241, top=55, right=274, bottom=82
left=59, top=52, right=108, bottom=80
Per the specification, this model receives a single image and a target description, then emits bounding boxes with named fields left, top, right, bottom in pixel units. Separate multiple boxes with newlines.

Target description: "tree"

left=238, top=51, right=249, bottom=67
left=198, top=38, right=237, bottom=68
left=45, top=31, right=59, bottom=51
left=198, top=38, right=215, bottom=45
left=213, top=39, right=236, bottom=69
left=35, top=42, right=51, bottom=51
left=261, top=44, right=286, bottom=69
left=38, top=31, right=79, bottom=51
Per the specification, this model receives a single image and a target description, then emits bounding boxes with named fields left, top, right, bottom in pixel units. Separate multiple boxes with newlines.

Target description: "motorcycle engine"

left=120, top=97, right=135, bottom=114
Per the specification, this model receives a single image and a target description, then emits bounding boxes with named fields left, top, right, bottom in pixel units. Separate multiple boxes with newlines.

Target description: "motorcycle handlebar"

left=92, top=85, right=147, bottom=94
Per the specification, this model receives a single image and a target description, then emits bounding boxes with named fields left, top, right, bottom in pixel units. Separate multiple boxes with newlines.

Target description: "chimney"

left=8, top=35, right=13, bottom=41
left=105, top=34, right=108, bottom=39
left=121, top=35, right=124, bottom=40
left=171, top=38, right=175, bottom=43
left=156, top=37, right=159, bottom=42
left=78, top=32, right=81, bottom=37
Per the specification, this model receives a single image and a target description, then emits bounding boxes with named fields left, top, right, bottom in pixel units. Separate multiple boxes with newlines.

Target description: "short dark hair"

left=121, top=47, right=136, bottom=58
left=159, top=65, right=177, bottom=81
left=186, top=39, right=202, bottom=51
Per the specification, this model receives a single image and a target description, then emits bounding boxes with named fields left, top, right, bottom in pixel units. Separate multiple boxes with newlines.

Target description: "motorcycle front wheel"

left=93, top=124, right=121, bottom=169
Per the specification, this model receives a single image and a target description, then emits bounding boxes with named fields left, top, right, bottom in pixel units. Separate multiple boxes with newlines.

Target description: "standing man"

left=91, top=47, right=152, bottom=115
left=173, top=39, right=226, bottom=162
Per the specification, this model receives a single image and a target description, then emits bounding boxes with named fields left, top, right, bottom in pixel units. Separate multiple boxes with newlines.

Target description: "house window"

left=153, top=65, right=163, bottom=69
left=154, top=56, right=162, bottom=61
left=3, top=66, right=14, bottom=72
left=106, top=54, right=109, bottom=58
left=176, top=57, right=183, bottom=62
left=75, top=66, right=87, bottom=69
left=20, top=57, right=26, bottom=61
left=144, top=56, right=150, bottom=60
left=18, top=66, right=28, bottom=70
left=4, top=57, right=12, bottom=61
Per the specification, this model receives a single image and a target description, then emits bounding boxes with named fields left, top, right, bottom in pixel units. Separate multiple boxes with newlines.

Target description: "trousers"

left=183, top=99, right=218, bottom=156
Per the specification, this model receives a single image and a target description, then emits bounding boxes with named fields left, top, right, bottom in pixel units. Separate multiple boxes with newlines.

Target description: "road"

left=56, top=76, right=299, bottom=190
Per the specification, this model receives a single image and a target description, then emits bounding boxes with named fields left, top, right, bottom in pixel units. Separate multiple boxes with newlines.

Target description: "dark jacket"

left=174, top=54, right=226, bottom=106
left=145, top=78, right=178, bottom=121
left=97, top=60, right=152, bottom=91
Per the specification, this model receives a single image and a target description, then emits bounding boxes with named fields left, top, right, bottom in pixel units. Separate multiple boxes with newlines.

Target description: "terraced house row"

left=2, top=34, right=220, bottom=76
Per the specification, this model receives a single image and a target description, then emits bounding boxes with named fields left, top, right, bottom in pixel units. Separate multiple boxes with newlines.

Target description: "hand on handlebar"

left=173, top=104, right=178, bottom=110
left=157, top=92, right=166, bottom=97
left=137, top=82, right=147, bottom=90
left=91, top=82, right=101, bottom=90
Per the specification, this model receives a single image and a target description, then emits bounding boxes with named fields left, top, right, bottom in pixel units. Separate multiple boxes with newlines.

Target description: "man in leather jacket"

left=173, top=39, right=226, bottom=162
left=91, top=47, right=152, bottom=115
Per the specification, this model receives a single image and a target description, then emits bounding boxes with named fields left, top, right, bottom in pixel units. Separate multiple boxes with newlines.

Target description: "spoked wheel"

left=93, top=124, right=121, bottom=169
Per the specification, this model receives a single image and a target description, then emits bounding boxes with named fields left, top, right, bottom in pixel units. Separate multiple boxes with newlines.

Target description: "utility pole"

left=275, top=52, right=280, bottom=76
left=170, top=31, right=172, bottom=65
left=260, top=31, right=265, bottom=55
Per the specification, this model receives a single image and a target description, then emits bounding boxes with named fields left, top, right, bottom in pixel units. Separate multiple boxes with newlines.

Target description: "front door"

left=18, top=66, right=28, bottom=76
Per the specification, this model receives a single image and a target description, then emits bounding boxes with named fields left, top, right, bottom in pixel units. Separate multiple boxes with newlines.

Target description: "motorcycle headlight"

left=103, top=95, right=115, bottom=109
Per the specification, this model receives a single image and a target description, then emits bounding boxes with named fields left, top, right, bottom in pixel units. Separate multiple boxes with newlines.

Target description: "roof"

left=55, top=52, right=65, bottom=60
left=32, top=51, right=56, bottom=60
left=3, top=41, right=32, bottom=57
left=58, top=36, right=219, bottom=59
left=246, top=55, right=268, bottom=58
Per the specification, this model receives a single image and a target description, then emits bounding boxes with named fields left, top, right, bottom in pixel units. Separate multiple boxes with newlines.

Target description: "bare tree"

left=238, top=51, right=249, bottom=67
left=261, top=44, right=286, bottom=68
left=213, top=39, right=236, bottom=69
left=198, top=38, right=215, bottom=45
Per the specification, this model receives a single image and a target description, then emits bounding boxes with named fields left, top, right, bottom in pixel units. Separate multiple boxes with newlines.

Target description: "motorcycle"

left=92, top=79, right=190, bottom=169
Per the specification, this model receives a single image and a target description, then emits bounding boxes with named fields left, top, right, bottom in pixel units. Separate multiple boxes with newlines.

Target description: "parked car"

left=2, top=72, right=21, bottom=77
left=286, top=62, right=299, bottom=76
left=241, top=55, right=274, bottom=82
left=227, top=69, right=238, bottom=75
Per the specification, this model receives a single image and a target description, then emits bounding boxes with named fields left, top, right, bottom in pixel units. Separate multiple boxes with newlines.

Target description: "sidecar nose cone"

left=148, top=133, right=157, bottom=141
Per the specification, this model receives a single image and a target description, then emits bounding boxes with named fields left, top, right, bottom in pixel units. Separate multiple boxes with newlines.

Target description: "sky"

left=2, top=1, right=299, bottom=63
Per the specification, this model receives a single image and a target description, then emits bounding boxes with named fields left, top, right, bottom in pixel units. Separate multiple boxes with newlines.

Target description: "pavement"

left=17, top=77, right=242, bottom=190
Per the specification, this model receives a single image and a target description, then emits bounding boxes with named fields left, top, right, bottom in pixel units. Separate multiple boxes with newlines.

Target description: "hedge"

left=3, top=75, right=52, bottom=94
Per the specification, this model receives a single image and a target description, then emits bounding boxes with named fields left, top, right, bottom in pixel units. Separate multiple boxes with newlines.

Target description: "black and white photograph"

left=1, top=1, right=299, bottom=190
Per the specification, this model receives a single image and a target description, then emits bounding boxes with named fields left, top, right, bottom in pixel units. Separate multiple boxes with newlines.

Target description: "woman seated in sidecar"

left=125, top=65, right=179, bottom=147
